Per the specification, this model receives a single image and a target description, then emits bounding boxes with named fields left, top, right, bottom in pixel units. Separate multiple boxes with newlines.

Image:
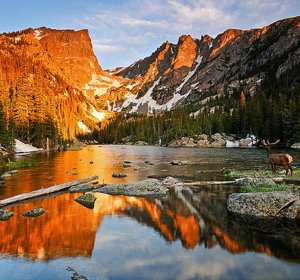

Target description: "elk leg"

left=284, top=165, right=289, bottom=176
left=289, top=165, right=293, bottom=176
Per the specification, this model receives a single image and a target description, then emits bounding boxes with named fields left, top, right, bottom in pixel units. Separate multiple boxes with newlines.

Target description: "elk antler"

left=262, top=139, right=280, bottom=146
left=261, top=139, right=268, bottom=146
left=268, top=139, right=280, bottom=145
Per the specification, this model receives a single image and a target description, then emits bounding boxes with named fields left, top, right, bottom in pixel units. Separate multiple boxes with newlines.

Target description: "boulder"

left=134, top=166, right=147, bottom=171
left=235, top=177, right=276, bottom=186
left=227, top=192, right=300, bottom=219
left=291, top=143, right=300, bottom=149
left=162, top=176, right=179, bottom=185
left=135, top=141, right=148, bottom=145
left=210, top=139, right=226, bottom=147
left=168, top=139, right=183, bottom=147
left=0, top=209, right=14, bottom=221
left=239, top=138, right=252, bottom=147
left=226, top=140, right=240, bottom=148
left=196, top=139, right=210, bottom=147
left=112, top=173, right=127, bottom=178
left=123, top=163, right=132, bottom=168
left=23, top=208, right=46, bottom=218
left=95, top=179, right=168, bottom=197
left=75, top=193, right=97, bottom=209
left=171, top=160, right=194, bottom=166
left=69, top=183, right=95, bottom=193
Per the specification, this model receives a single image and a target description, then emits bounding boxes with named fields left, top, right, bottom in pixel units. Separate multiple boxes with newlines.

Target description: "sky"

left=0, top=0, right=299, bottom=69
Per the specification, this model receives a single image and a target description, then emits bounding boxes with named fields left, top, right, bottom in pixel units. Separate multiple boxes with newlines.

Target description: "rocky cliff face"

left=0, top=27, right=120, bottom=140
left=112, top=16, right=300, bottom=114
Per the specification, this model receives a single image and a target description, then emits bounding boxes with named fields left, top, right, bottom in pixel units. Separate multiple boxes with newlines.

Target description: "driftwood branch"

left=0, top=175, right=99, bottom=208
left=175, top=180, right=236, bottom=187
left=275, top=198, right=297, bottom=216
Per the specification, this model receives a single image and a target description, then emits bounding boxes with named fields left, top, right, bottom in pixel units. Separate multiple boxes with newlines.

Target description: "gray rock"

left=69, top=183, right=95, bottom=193
left=227, top=192, right=300, bottom=219
left=112, top=173, right=127, bottom=178
left=135, top=141, right=148, bottom=145
left=75, top=193, right=97, bottom=209
left=162, top=176, right=179, bottom=185
left=291, top=142, right=300, bottom=149
left=235, top=177, right=276, bottom=186
left=95, top=179, right=168, bottom=197
left=0, top=209, right=14, bottom=221
left=171, top=160, right=194, bottom=166
left=134, top=166, right=147, bottom=171
left=23, top=208, right=46, bottom=218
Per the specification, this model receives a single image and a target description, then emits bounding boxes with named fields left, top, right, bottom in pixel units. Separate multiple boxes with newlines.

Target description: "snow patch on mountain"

left=90, top=105, right=106, bottom=121
left=15, top=139, right=43, bottom=153
left=34, top=29, right=45, bottom=40
left=78, top=121, right=91, bottom=133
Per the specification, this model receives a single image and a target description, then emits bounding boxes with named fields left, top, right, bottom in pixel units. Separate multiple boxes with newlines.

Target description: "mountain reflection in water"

left=1, top=185, right=300, bottom=263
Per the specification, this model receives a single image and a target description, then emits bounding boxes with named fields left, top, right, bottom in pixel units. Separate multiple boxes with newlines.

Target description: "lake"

left=0, top=145, right=300, bottom=280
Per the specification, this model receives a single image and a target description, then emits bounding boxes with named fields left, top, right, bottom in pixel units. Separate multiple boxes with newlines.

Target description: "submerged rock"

left=95, top=179, right=168, bottom=197
left=227, top=192, right=300, bottom=219
left=171, top=160, right=194, bottom=166
left=112, top=173, right=127, bottom=178
left=23, top=208, right=46, bottom=218
left=0, top=209, right=14, bottom=221
left=134, top=166, right=147, bottom=171
left=75, top=193, right=97, bottom=209
left=69, top=183, right=95, bottom=193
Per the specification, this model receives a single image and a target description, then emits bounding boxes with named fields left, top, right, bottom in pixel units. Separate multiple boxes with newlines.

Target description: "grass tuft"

left=241, top=183, right=288, bottom=193
left=6, top=158, right=36, bottom=168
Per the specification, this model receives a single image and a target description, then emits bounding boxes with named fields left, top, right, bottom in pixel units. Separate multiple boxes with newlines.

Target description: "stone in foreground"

left=23, top=208, right=46, bottom=218
left=75, top=193, right=97, bottom=209
left=0, top=209, right=14, bottom=221
left=227, top=192, right=300, bottom=219
left=95, top=179, right=168, bottom=197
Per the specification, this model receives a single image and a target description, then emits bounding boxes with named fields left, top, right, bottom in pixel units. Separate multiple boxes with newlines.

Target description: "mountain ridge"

left=0, top=16, right=299, bottom=145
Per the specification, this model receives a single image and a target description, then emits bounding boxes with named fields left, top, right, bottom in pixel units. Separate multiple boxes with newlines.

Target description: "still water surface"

left=0, top=145, right=300, bottom=280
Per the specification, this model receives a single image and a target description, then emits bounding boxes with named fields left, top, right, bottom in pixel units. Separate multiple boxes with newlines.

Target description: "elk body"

left=261, top=139, right=293, bottom=175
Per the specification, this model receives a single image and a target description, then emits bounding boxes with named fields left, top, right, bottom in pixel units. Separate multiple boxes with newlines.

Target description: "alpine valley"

left=0, top=16, right=299, bottom=147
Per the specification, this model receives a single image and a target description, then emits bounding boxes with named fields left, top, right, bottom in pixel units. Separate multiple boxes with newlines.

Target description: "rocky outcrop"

left=167, top=133, right=257, bottom=148
left=227, top=192, right=300, bottom=219
left=0, top=27, right=120, bottom=139
left=114, top=16, right=300, bottom=114
left=95, top=179, right=168, bottom=197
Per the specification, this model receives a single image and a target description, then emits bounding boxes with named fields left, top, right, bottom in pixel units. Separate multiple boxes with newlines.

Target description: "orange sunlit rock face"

left=210, top=29, right=244, bottom=57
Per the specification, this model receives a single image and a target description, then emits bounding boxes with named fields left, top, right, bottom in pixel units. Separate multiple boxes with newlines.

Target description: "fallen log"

left=0, top=175, right=98, bottom=208
left=175, top=180, right=236, bottom=187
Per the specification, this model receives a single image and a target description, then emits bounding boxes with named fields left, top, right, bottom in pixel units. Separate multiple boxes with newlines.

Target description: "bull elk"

left=261, top=139, right=293, bottom=175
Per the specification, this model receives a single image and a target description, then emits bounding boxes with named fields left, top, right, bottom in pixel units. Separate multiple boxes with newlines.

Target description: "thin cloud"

left=93, top=43, right=123, bottom=54
left=70, top=0, right=300, bottom=69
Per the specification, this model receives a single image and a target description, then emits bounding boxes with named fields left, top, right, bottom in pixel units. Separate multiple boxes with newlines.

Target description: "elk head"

left=261, top=139, right=293, bottom=175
